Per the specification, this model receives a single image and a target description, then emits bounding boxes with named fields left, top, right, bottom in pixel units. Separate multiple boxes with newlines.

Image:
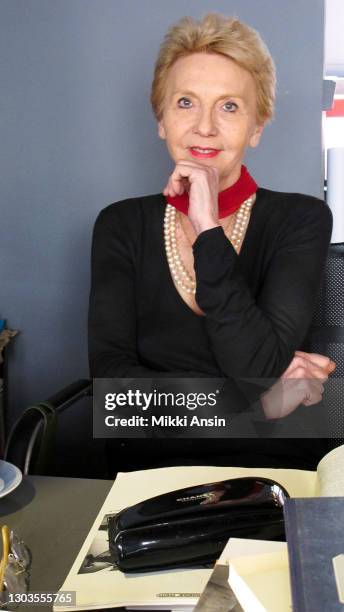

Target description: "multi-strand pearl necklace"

left=164, top=195, right=255, bottom=295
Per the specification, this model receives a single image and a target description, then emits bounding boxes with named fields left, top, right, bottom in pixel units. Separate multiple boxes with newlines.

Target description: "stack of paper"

left=194, top=538, right=289, bottom=612
left=227, top=544, right=291, bottom=612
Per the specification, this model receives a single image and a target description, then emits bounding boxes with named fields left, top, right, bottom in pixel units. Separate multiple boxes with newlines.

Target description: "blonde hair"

left=151, top=13, right=276, bottom=124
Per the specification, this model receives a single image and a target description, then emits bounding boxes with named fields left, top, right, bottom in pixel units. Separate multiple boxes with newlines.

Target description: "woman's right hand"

left=163, top=160, right=220, bottom=236
left=261, top=351, right=336, bottom=419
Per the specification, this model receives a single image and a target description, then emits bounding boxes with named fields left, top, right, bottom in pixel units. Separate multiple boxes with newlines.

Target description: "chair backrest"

left=306, top=243, right=344, bottom=446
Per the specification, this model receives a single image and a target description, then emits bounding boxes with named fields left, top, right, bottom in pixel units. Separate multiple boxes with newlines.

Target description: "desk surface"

left=0, top=475, right=113, bottom=611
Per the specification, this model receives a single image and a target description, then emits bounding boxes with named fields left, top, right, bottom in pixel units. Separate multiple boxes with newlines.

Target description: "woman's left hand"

left=261, top=350, right=336, bottom=419
left=163, top=160, right=220, bottom=235
left=281, top=350, right=336, bottom=383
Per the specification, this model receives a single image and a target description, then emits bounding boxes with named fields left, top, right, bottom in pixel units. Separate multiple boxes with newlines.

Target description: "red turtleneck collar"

left=166, top=165, right=257, bottom=218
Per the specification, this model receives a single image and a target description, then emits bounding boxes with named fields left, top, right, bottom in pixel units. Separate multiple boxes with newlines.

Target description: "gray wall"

left=1, top=1, right=324, bottom=432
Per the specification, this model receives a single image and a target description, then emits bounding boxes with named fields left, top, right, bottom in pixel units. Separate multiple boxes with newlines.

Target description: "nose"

left=192, top=106, right=218, bottom=137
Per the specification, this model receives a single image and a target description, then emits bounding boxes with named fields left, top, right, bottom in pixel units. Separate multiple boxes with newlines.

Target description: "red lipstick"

left=189, top=147, right=220, bottom=159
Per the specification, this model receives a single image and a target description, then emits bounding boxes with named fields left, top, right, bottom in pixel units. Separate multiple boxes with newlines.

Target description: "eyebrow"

left=172, top=89, right=244, bottom=100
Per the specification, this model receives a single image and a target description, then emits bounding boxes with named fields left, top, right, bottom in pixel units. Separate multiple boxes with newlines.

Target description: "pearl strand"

left=164, top=195, right=255, bottom=295
left=164, top=205, right=196, bottom=294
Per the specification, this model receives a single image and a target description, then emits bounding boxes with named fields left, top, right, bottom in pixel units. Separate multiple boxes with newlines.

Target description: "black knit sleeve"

left=193, top=197, right=332, bottom=388
left=88, top=203, right=207, bottom=379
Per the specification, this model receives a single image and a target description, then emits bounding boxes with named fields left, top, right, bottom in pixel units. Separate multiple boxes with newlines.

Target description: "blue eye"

left=223, top=101, right=238, bottom=112
left=177, top=97, right=192, bottom=108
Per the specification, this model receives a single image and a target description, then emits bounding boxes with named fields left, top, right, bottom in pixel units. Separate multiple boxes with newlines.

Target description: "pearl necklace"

left=164, top=195, right=255, bottom=295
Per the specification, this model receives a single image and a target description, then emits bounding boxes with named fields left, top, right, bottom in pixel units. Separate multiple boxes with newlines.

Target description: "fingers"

left=301, top=379, right=324, bottom=406
left=263, top=352, right=332, bottom=420
left=163, top=175, right=192, bottom=198
left=281, top=360, right=327, bottom=381
left=287, top=378, right=324, bottom=409
left=262, top=376, right=325, bottom=420
left=163, top=174, right=185, bottom=198
left=163, top=162, right=197, bottom=198
left=282, top=378, right=324, bottom=409
left=281, top=354, right=334, bottom=381
left=294, top=350, right=336, bottom=373
left=163, top=161, right=219, bottom=198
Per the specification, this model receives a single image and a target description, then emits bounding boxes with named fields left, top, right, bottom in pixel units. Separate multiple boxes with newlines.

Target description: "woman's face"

left=158, top=52, right=265, bottom=190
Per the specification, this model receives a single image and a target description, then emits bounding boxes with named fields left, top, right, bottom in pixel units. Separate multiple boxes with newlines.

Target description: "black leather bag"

left=108, top=476, right=289, bottom=572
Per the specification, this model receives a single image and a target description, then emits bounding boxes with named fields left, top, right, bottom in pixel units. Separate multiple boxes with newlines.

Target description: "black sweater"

left=89, top=187, right=332, bottom=471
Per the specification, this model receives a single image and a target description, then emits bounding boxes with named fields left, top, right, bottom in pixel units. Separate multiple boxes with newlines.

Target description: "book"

left=55, top=444, right=344, bottom=611
left=284, top=496, right=344, bottom=612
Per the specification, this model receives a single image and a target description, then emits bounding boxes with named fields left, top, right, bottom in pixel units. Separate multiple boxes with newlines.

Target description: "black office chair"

left=5, top=245, right=344, bottom=475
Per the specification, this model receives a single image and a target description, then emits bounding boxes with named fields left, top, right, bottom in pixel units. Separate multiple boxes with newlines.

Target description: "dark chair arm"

left=4, top=379, right=92, bottom=474
left=47, top=379, right=92, bottom=413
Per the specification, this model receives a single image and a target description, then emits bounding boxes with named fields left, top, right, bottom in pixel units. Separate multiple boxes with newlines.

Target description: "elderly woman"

left=89, top=14, right=334, bottom=472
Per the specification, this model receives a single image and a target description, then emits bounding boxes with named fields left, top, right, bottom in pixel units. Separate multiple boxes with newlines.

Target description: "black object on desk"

left=108, top=476, right=288, bottom=572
